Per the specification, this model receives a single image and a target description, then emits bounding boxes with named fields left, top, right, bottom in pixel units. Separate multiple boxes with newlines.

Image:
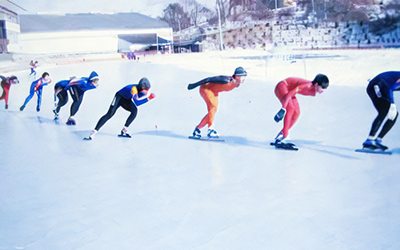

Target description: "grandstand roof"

left=19, top=12, right=170, bottom=33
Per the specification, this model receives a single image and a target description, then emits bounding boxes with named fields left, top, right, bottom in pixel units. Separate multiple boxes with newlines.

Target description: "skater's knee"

left=388, top=104, right=397, bottom=120
left=210, top=106, right=217, bottom=112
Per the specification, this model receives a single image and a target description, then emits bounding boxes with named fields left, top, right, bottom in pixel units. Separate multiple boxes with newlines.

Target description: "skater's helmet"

left=9, top=75, right=19, bottom=84
left=42, top=72, right=50, bottom=78
left=233, top=67, right=247, bottom=77
left=312, top=74, right=329, bottom=89
left=89, top=71, right=99, bottom=82
left=137, top=77, right=151, bottom=91
left=88, top=71, right=99, bottom=87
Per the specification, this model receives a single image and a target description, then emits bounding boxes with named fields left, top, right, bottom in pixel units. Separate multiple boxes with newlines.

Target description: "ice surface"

left=1, top=49, right=400, bottom=250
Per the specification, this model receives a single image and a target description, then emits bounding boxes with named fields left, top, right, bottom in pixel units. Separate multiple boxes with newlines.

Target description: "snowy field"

left=1, top=49, right=400, bottom=250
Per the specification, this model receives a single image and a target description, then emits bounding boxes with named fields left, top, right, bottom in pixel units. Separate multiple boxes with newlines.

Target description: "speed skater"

left=85, top=77, right=155, bottom=140
left=55, top=71, right=99, bottom=125
left=52, top=76, right=77, bottom=120
left=0, top=75, right=19, bottom=109
left=273, top=74, right=329, bottom=143
left=20, top=72, right=51, bottom=112
left=362, top=71, right=400, bottom=150
left=188, top=67, right=247, bottom=139
left=29, top=60, right=38, bottom=76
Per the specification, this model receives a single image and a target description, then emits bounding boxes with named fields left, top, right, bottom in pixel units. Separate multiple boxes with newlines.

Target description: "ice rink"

left=1, top=49, right=400, bottom=250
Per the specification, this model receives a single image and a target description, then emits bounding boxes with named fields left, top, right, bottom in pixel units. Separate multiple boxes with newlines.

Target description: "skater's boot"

left=362, top=139, right=377, bottom=150
left=84, top=130, right=97, bottom=140
left=66, top=117, right=76, bottom=125
left=192, top=127, right=201, bottom=139
left=207, top=128, right=219, bottom=139
left=36, top=106, right=40, bottom=112
left=274, top=132, right=285, bottom=143
left=374, top=139, right=388, bottom=151
left=20, top=105, right=25, bottom=111
left=53, top=109, right=59, bottom=120
left=119, top=127, right=131, bottom=138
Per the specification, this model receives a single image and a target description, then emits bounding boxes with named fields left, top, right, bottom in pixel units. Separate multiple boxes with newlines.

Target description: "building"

left=18, top=13, right=173, bottom=54
left=0, top=1, right=22, bottom=53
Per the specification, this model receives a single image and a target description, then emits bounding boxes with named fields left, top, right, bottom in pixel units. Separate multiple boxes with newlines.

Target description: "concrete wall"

left=203, top=21, right=400, bottom=51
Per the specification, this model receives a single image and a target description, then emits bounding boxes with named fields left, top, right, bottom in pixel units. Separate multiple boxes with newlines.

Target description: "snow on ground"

left=1, top=49, right=400, bottom=250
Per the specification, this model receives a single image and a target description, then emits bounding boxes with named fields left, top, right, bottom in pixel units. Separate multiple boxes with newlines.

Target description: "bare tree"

left=369, top=0, right=400, bottom=36
left=160, top=3, right=191, bottom=32
left=297, top=0, right=371, bottom=22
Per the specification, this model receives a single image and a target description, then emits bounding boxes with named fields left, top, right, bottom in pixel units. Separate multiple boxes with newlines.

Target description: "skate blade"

left=355, top=148, right=392, bottom=155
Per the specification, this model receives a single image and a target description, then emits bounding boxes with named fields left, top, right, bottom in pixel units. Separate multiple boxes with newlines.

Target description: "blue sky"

left=10, top=0, right=215, bottom=17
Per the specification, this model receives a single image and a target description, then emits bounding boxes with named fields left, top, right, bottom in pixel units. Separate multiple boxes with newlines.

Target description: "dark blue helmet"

left=89, top=71, right=99, bottom=82
left=137, top=77, right=151, bottom=91
left=233, top=67, right=247, bottom=77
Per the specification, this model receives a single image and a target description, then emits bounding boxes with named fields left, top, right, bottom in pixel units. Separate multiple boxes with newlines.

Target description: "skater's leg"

left=377, top=110, right=398, bottom=139
left=0, top=85, right=6, bottom=101
left=282, top=99, right=295, bottom=138
left=21, top=91, right=34, bottom=108
left=120, top=99, right=138, bottom=127
left=69, top=86, right=84, bottom=117
left=94, top=94, right=122, bottom=131
left=0, top=84, right=10, bottom=108
left=206, top=96, right=218, bottom=128
left=36, top=88, right=42, bottom=110
left=367, top=98, right=390, bottom=138
left=288, top=97, right=300, bottom=130
left=55, top=90, right=68, bottom=113
left=274, top=81, right=289, bottom=102
left=197, top=88, right=218, bottom=129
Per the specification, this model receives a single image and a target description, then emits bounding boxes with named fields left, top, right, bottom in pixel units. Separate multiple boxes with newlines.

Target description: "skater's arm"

left=281, top=82, right=317, bottom=107
left=188, top=76, right=231, bottom=90
left=392, top=78, right=400, bottom=91
left=132, top=93, right=155, bottom=106
left=280, top=87, right=299, bottom=108
left=41, top=78, right=52, bottom=86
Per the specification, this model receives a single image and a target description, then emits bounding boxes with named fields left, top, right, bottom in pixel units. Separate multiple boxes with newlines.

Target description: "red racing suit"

left=275, top=77, right=317, bottom=137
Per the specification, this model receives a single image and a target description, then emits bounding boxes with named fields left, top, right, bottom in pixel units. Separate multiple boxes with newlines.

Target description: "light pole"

left=178, top=17, right=181, bottom=53
left=216, top=0, right=224, bottom=51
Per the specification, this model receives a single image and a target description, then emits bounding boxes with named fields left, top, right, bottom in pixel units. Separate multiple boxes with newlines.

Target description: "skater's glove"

left=274, top=108, right=286, bottom=122
left=149, top=93, right=156, bottom=100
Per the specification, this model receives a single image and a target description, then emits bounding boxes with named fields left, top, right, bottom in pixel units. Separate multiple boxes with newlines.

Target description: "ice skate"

left=207, top=129, right=219, bottom=139
left=362, top=139, right=378, bottom=150
left=66, top=117, right=76, bottom=125
left=53, top=109, right=59, bottom=120
left=192, top=127, right=201, bottom=139
left=374, top=139, right=388, bottom=151
left=273, top=132, right=294, bottom=146
left=84, top=130, right=97, bottom=140
left=189, top=128, right=224, bottom=142
left=357, top=139, right=392, bottom=155
left=274, top=132, right=285, bottom=143
left=118, top=127, right=131, bottom=138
